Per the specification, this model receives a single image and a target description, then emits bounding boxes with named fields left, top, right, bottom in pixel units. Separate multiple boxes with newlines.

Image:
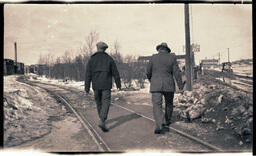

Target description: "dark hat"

left=96, top=42, right=108, bottom=49
left=156, top=42, right=171, bottom=53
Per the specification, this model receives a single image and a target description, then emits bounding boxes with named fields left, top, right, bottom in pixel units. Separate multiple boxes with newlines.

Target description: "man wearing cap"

left=146, top=42, right=184, bottom=134
left=85, top=41, right=121, bottom=132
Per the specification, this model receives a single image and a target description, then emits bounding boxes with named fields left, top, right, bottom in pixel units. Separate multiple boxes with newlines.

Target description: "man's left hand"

left=178, top=90, right=184, bottom=95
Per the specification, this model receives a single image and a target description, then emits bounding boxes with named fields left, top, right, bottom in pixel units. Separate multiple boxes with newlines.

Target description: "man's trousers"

left=94, top=89, right=111, bottom=122
left=151, top=92, right=175, bottom=129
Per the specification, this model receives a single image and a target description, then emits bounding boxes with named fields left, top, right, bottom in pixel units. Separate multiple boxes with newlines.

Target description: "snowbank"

left=173, top=79, right=253, bottom=144
left=4, top=75, right=66, bottom=147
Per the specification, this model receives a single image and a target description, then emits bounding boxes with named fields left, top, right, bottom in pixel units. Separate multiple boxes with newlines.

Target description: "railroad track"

left=18, top=77, right=224, bottom=152
left=203, top=70, right=253, bottom=94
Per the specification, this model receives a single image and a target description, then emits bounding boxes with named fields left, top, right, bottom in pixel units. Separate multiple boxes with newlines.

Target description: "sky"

left=4, top=3, right=252, bottom=65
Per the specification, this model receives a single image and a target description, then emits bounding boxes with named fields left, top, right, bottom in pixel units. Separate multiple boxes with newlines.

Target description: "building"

left=24, top=65, right=30, bottom=74
left=29, top=65, right=38, bottom=74
left=37, top=64, right=48, bottom=75
left=138, top=54, right=186, bottom=70
left=137, top=56, right=151, bottom=63
left=16, top=62, right=24, bottom=74
left=4, top=59, right=15, bottom=75
left=201, top=59, right=219, bottom=69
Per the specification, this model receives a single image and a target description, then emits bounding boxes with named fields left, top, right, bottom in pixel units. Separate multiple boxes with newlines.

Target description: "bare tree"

left=38, top=53, right=45, bottom=65
left=114, top=40, right=120, bottom=54
left=83, top=31, right=99, bottom=56
left=61, top=50, right=72, bottom=80
left=37, top=52, right=54, bottom=77
left=123, top=54, right=136, bottom=64
left=80, top=31, right=100, bottom=76
left=62, top=51, right=72, bottom=63
left=45, top=53, right=55, bottom=78
left=133, top=62, right=147, bottom=89
left=122, top=55, right=147, bottom=89
left=73, top=54, right=84, bottom=81
left=111, top=40, right=123, bottom=63
left=52, top=57, right=63, bottom=79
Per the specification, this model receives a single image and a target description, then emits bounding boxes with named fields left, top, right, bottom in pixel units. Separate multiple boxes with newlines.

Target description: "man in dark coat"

left=146, top=42, right=184, bottom=134
left=85, top=41, right=121, bottom=132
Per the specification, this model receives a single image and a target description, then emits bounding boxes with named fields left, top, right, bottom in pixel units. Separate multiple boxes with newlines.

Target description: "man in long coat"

left=85, top=41, right=121, bottom=132
left=146, top=42, right=184, bottom=134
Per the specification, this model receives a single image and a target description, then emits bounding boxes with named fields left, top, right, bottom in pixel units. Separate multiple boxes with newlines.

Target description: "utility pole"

left=227, top=48, right=230, bottom=62
left=184, top=4, right=192, bottom=91
left=14, top=42, right=17, bottom=74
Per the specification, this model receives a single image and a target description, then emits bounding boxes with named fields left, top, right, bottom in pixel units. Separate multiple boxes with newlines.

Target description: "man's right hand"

left=180, top=80, right=186, bottom=90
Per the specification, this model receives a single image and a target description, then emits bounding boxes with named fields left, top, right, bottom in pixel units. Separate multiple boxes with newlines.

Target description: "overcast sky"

left=4, top=3, right=252, bottom=65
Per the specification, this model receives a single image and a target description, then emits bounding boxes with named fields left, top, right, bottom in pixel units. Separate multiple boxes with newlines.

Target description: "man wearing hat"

left=85, top=41, right=121, bottom=132
left=146, top=42, right=184, bottom=134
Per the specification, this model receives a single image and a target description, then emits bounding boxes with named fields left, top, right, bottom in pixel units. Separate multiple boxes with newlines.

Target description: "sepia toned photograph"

left=3, top=2, right=253, bottom=154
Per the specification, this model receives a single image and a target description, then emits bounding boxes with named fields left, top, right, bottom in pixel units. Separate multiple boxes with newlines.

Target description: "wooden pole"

left=185, top=4, right=192, bottom=91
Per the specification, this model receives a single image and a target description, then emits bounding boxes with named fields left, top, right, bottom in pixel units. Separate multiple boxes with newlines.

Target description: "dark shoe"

left=162, top=126, right=170, bottom=132
left=154, top=128, right=165, bottom=134
left=98, top=124, right=109, bottom=132
left=162, top=122, right=171, bottom=127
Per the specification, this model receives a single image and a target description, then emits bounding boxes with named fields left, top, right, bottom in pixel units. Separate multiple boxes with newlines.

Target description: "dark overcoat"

left=146, top=51, right=183, bottom=92
left=85, top=52, right=121, bottom=92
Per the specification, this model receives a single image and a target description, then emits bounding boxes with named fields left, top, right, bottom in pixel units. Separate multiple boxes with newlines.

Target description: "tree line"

left=37, top=31, right=147, bottom=89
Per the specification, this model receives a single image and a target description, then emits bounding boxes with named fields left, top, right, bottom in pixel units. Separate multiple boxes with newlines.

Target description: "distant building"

left=24, top=65, right=30, bottom=74
left=4, top=59, right=14, bottom=75
left=29, top=65, right=38, bottom=74
left=37, top=64, right=48, bottom=75
left=16, top=62, right=24, bottom=74
left=201, top=59, right=219, bottom=69
left=138, top=56, right=151, bottom=63
left=138, top=54, right=186, bottom=70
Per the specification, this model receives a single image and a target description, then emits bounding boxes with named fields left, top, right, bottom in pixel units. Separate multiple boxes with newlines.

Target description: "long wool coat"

left=146, top=51, right=183, bottom=92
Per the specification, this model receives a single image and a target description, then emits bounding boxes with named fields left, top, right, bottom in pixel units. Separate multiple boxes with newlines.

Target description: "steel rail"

left=55, top=93, right=111, bottom=152
left=204, top=71, right=252, bottom=94
left=22, top=78, right=224, bottom=152
left=111, top=103, right=224, bottom=152
left=21, top=80, right=111, bottom=152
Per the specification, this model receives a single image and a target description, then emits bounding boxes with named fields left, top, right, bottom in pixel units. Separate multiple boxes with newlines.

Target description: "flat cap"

left=96, top=42, right=108, bottom=49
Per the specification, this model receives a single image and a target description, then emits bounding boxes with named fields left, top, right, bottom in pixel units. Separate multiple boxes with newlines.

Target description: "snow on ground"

left=3, top=75, right=66, bottom=147
left=30, top=75, right=185, bottom=108
left=3, top=73, right=253, bottom=151
left=232, top=64, right=253, bottom=77
left=33, top=75, right=85, bottom=91
left=23, top=73, right=253, bottom=146
left=31, top=75, right=151, bottom=95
